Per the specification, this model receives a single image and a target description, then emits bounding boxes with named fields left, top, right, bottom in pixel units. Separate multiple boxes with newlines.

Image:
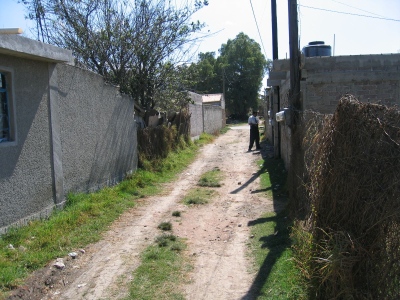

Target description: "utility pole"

left=271, top=0, right=281, bottom=157
left=288, top=0, right=301, bottom=123
left=271, top=0, right=278, bottom=60
left=288, top=0, right=303, bottom=213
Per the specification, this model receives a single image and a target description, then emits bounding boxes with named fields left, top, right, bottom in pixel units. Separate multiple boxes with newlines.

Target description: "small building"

left=187, top=92, right=226, bottom=139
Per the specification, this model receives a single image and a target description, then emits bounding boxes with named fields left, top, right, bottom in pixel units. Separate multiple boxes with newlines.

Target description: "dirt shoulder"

left=8, top=125, right=277, bottom=300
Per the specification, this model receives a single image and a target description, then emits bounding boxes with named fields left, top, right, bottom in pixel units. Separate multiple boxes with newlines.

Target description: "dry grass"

left=300, top=95, right=400, bottom=299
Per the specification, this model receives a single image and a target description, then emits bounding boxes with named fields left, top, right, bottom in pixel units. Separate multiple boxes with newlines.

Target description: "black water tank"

left=302, top=41, right=332, bottom=57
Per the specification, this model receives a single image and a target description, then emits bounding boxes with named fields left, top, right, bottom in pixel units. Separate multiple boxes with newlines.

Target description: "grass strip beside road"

left=0, top=133, right=214, bottom=297
left=246, top=157, right=308, bottom=299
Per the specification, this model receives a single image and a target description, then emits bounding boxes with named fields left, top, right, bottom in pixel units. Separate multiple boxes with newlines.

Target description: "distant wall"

left=188, top=92, right=225, bottom=139
left=203, top=105, right=223, bottom=135
left=189, top=102, right=203, bottom=139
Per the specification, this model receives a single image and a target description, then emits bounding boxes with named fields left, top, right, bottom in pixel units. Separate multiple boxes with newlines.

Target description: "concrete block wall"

left=189, top=103, right=203, bottom=139
left=188, top=92, right=225, bottom=139
left=267, top=53, right=400, bottom=168
left=302, top=54, right=400, bottom=113
left=203, top=105, right=223, bottom=135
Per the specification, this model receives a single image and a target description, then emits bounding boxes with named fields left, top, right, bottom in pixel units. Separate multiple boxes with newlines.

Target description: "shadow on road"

left=240, top=141, right=292, bottom=299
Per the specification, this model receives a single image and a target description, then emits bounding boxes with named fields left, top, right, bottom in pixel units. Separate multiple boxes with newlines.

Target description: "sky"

left=1, top=0, right=400, bottom=87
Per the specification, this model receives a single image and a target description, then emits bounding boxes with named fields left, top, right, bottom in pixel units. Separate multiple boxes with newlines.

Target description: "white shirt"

left=248, top=115, right=259, bottom=125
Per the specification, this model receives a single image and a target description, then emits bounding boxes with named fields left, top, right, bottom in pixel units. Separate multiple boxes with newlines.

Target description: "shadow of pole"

left=230, top=168, right=265, bottom=194
left=241, top=140, right=292, bottom=299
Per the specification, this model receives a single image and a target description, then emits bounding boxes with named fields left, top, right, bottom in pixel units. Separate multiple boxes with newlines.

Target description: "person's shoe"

left=247, top=149, right=252, bottom=152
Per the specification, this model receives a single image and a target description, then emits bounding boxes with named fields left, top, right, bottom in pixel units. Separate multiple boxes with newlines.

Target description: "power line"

left=299, top=4, right=400, bottom=22
left=249, top=0, right=268, bottom=58
left=328, top=0, right=387, bottom=18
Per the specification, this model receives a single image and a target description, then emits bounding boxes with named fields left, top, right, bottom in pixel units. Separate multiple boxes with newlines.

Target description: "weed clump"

left=157, top=222, right=172, bottom=231
left=172, top=211, right=181, bottom=217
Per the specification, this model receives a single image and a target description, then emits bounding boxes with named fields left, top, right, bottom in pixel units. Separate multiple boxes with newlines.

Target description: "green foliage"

left=188, top=52, right=222, bottom=94
left=219, top=33, right=267, bottom=117
left=248, top=212, right=308, bottom=299
left=197, top=167, right=223, bottom=187
left=195, top=132, right=215, bottom=146
left=172, top=211, right=181, bottom=217
left=128, top=237, right=189, bottom=300
left=246, top=156, right=307, bottom=299
left=23, top=0, right=208, bottom=110
left=155, top=234, right=177, bottom=247
left=182, top=188, right=215, bottom=205
left=0, top=132, right=215, bottom=296
left=158, top=222, right=172, bottom=231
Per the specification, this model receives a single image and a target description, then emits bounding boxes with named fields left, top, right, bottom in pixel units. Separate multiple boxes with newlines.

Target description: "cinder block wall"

left=57, top=64, right=138, bottom=193
left=268, top=53, right=400, bottom=168
left=302, top=54, right=400, bottom=113
left=189, top=103, right=203, bottom=139
left=188, top=92, right=225, bottom=139
left=203, top=105, right=223, bottom=135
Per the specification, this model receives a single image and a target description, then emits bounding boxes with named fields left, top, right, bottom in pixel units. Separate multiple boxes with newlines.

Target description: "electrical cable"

left=328, top=0, right=387, bottom=18
left=299, top=4, right=400, bottom=22
left=249, top=0, right=268, bottom=58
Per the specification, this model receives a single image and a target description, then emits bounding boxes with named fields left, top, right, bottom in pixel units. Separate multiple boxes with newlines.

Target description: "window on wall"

left=0, top=72, right=12, bottom=143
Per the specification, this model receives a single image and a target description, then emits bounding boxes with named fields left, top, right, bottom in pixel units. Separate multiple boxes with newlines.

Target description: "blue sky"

left=1, top=0, right=400, bottom=87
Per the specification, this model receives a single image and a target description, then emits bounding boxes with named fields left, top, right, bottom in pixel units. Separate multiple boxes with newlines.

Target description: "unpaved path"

left=9, top=125, right=277, bottom=300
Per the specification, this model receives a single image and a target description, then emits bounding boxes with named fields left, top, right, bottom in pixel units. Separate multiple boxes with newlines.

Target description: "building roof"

left=202, top=94, right=223, bottom=103
left=0, top=34, right=73, bottom=63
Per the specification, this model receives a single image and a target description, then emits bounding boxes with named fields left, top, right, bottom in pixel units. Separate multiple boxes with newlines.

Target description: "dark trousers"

left=249, top=126, right=260, bottom=150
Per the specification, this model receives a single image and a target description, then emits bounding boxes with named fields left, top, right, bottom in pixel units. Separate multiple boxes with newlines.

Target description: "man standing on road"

left=248, top=109, right=261, bottom=151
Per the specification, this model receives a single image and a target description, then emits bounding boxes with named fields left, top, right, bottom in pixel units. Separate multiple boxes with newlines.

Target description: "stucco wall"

left=57, top=64, right=138, bottom=193
left=0, top=54, right=138, bottom=233
left=0, top=55, right=54, bottom=230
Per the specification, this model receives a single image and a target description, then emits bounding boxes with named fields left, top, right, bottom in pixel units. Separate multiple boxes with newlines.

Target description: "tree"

left=21, top=0, right=208, bottom=110
left=191, top=52, right=221, bottom=94
left=218, top=33, right=267, bottom=117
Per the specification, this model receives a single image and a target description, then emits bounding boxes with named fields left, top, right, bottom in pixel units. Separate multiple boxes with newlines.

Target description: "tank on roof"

left=302, top=41, right=332, bottom=57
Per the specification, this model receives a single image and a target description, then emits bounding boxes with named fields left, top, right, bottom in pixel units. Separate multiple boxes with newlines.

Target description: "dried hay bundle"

left=137, top=110, right=191, bottom=169
left=307, top=95, right=400, bottom=299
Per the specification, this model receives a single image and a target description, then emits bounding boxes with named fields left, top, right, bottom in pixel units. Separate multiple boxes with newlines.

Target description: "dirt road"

left=10, top=125, right=276, bottom=300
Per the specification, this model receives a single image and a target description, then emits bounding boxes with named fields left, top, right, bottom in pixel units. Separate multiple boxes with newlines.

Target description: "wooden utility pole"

left=271, top=0, right=281, bottom=157
left=271, top=0, right=278, bottom=60
left=288, top=0, right=304, bottom=215
left=288, top=0, right=301, bottom=122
